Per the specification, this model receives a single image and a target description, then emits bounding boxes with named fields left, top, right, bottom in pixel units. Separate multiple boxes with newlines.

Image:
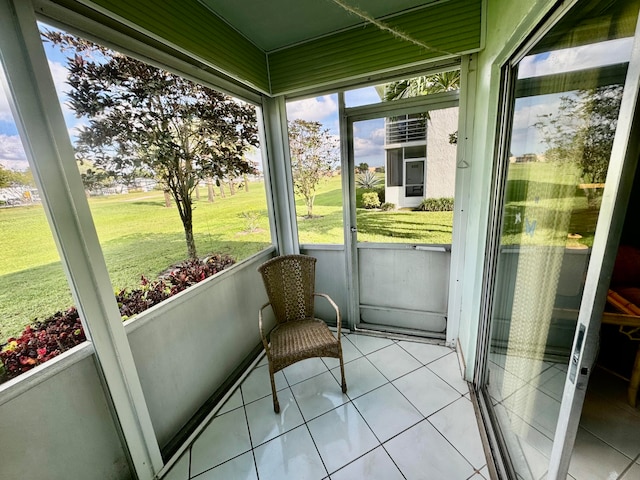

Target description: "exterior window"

left=386, top=148, right=403, bottom=186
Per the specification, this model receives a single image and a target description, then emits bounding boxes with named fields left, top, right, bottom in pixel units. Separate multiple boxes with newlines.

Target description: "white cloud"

left=353, top=127, right=385, bottom=162
left=510, top=93, right=577, bottom=155
left=48, top=59, right=69, bottom=98
left=519, top=37, right=633, bottom=79
left=286, top=95, right=337, bottom=123
left=0, top=133, right=28, bottom=170
left=0, top=70, right=14, bottom=123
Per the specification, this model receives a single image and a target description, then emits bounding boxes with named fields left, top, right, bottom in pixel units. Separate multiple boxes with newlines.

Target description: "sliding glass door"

left=478, top=1, right=640, bottom=478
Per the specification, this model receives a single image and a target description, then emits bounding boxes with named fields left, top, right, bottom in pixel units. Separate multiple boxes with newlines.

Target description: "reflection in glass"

left=485, top=3, right=636, bottom=478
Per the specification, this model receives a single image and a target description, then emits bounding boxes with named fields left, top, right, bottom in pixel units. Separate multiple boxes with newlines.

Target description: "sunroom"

left=1, top=1, right=640, bottom=479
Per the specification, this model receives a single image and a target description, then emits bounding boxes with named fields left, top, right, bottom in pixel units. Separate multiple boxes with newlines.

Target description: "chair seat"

left=269, top=318, right=340, bottom=372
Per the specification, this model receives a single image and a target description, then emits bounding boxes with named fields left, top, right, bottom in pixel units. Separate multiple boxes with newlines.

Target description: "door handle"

left=569, top=324, right=586, bottom=384
left=350, top=226, right=357, bottom=233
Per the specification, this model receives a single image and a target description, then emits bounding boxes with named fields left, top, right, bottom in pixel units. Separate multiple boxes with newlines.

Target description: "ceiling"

left=198, top=0, right=440, bottom=52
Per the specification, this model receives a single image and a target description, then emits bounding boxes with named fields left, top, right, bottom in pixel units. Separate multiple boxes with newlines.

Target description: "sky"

left=0, top=23, right=83, bottom=171
left=509, top=36, right=633, bottom=156
left=286, top=88, right=387, bottom=166
left=0, top=30, right=635, bottom=171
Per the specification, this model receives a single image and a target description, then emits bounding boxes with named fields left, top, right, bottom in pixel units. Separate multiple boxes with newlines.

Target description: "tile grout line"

left=617, top=451, right=640, bottom=479
left=239, top=386, right=262, bottom=480
left=288, top=373, right=332, bottom=479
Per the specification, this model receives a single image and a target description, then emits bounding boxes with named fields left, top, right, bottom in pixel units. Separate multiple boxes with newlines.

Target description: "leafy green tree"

left=356, top=162, right=369, bottom=173
left=0, top=166, right=33, bottom=188
left=288, top=119, right=338, bottom=218
left=43, top=31, right=258, bottom=259
left=0, top=165, right=10, bottom=188
left=382, top=71, right=460, bottom=101
left=534, top=85, right=624, bottom=207
left=382, top=71, right=461, bottom=140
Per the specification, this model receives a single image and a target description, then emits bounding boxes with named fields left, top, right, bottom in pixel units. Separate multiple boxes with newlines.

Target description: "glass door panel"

left=483, top=2, right=639, bottom=478
left=349, top=105, right=458, bottom=334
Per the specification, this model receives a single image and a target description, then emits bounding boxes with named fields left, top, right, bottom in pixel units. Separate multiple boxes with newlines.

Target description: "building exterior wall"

left=426, top=107, right=458, bottom=200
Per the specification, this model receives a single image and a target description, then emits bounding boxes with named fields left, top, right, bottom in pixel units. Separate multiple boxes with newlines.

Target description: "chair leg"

left=268, top=363, right=280, bottom=413
left=339, top=353, right=347, bottom=394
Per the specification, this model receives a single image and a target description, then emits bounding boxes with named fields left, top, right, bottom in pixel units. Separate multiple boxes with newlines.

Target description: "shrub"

left=380, top=202, right=396, bottom=211
left=116, top=277, right=171, bottom=319
left=362, top=192, right=381, bottom=209
left=356, top=170, right=382, bottom=189
left=0, top=253, right=236, bottom=381
left=417, top=197, right=454, bottom=212
left=375, top=187, right=385, bottom=204
left=0, top=307, right=86, bottom=380
left=160, top=254, right=236, bottom=294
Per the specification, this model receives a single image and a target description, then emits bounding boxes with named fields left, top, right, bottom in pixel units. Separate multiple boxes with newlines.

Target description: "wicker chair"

left=258, top=254, right=347, bottom=413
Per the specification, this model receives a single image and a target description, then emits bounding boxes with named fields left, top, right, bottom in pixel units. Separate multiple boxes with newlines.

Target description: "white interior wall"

left=0, top=350, right=131, bottom=480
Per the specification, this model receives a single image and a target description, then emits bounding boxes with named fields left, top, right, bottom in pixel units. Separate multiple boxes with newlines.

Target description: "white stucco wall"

left=426, top=107, right=459, bottom=199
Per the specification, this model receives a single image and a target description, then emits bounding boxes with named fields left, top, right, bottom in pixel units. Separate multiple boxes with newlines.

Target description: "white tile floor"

left=488, top=352, right=640, bottom=480
left=162, top=333, right=488, bottom=480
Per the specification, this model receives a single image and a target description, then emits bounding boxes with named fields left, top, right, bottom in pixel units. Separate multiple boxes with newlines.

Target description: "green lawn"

left=0, top=176, right=453, bottom=340
left=1, top=165, right=598, bottom=341
left=501, top=162, right=601, bottom=247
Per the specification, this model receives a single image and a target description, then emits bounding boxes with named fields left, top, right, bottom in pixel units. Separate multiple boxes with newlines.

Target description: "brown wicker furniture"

left=602, top=289, right=640, bottom=407
left=258, top=254, right=347, bottom=413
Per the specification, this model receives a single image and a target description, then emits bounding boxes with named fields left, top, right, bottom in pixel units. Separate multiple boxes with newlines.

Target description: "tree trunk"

left=181, top=200, right=197, bottom=259
left=229, top=181, right=236, bottom=196
left=306, top=197, right=313, bottom=218
left=244, top=173, right=249, bottom=192
left=164, top=190, right=172, bottom=207
left=219, top=184, right=225, bottom=198
left=207, top=180, right=215, bottom=202
left=195, top=186, right=200, bottom=200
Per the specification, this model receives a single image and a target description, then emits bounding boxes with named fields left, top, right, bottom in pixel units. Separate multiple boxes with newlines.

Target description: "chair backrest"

left=258, top=254, right=316, bottom=324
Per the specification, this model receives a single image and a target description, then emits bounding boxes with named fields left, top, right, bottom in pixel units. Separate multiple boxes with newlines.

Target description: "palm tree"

left=382, top=70, right=460, bottom=102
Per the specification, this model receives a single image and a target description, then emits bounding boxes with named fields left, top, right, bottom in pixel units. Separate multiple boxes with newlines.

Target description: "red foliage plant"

left=0, top=254, right=235, bottom=381
left=0, top=307, right=86, bottom=379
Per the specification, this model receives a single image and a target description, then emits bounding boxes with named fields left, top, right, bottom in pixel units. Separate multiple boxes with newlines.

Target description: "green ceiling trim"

left=267, top=0, right=482, bottom=95
left=85, top=0, right=269, bottom=92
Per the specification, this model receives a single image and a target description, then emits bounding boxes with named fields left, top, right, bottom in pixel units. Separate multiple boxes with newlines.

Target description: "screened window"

left=387, top=149, right=403, bottom=186
left=40, top=24, right=271, bottom=319
left=0, top=65, right=79, bottom=385
left=286, top=94, right=343, bottom=244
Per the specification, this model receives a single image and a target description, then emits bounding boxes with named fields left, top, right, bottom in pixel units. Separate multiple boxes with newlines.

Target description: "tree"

left=382, top=71, right=461, bottom=139
left=356, top=162, right=369, bottom=173
left=534, top=84, right=623, bottom=207
left=0, top=165, right=10, bottom=188
left=0, top=165, right=33, bottom=188
left=382, top=71, right=461, bottom=101
left=288, top=119, right=338, bottom=218
left=43, top=31, right=258, bottom=259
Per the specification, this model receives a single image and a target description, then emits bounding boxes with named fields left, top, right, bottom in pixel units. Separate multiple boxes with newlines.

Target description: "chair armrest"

left=314, top=293, right=342, bottom=338
left=259, top=302, right=272, bottom=350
